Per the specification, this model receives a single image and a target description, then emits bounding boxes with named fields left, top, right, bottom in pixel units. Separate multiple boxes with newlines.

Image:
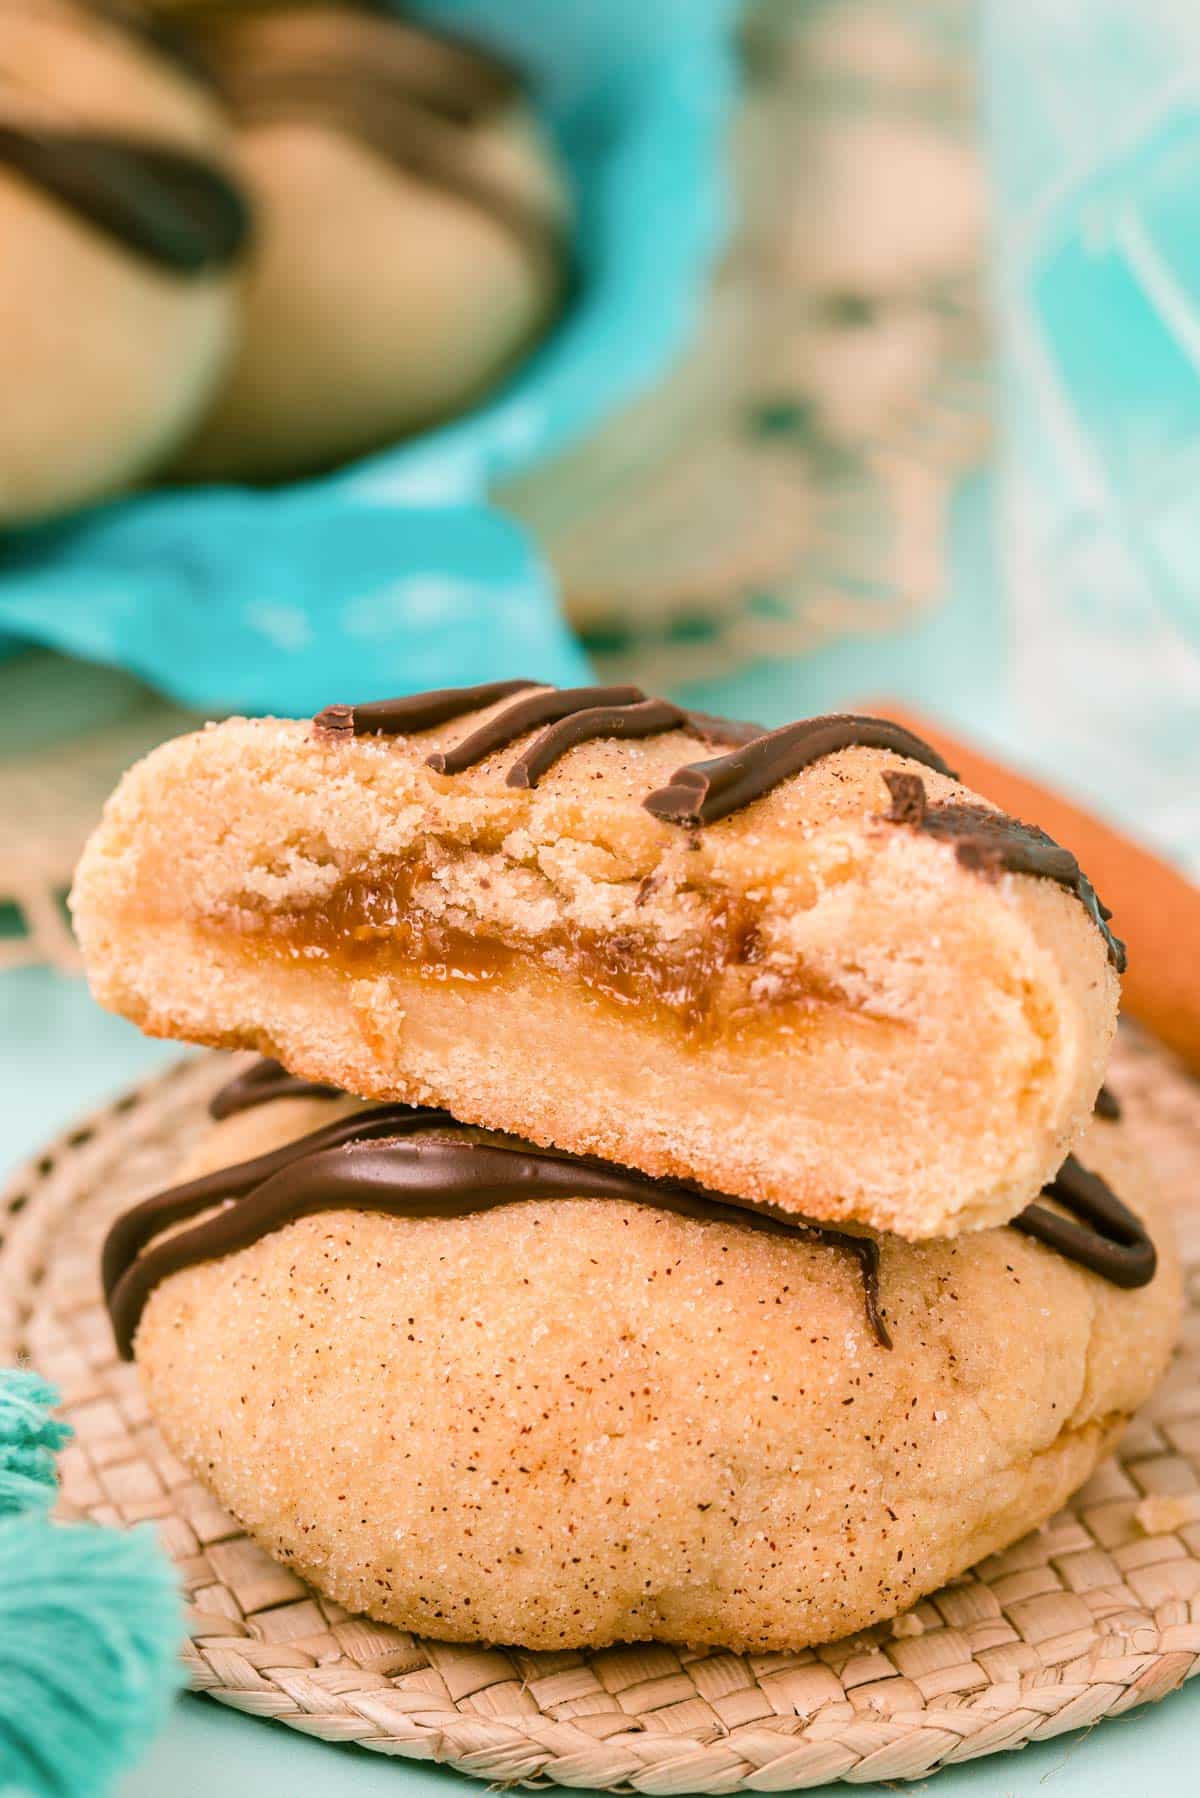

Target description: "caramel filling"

left=213, top=855, right=856, bottom=1037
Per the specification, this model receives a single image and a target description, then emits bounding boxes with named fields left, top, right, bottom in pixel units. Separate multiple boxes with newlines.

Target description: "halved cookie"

left=72, top=687, right=1122, bottom=1237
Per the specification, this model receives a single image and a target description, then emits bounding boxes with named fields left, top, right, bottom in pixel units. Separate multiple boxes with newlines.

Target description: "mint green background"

left=2, top=475, right=1197, bottom=1793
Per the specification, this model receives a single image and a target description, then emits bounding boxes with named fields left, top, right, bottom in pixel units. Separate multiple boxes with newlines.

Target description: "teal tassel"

left=0, top=1370, right=184, bottom=1798
left=0, top=1372, right=70, bottom=1518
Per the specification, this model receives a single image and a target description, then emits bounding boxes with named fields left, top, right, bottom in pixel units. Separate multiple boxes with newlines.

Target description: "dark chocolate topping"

left=427, top=686, right=644, bottom=775
left=316, top=683, right=754, bottom=785
left=104, top=1101, right=888, bottom=1360
left=882, top=771, right=1126, bottom=973
left=235, top=73, right=561, bottom=261
left=1012, top=1155, right=1155, bottom=1288
left=209, top=1057, right=339, bottom=1121
left=508, top=698, right=687, bottom=789
left=201, top=10, right=522, bottom=127
left=1095, top=1083, right=1121, bottom=1122
left=680, top=709, right=767, bottom=749
left=314, top=680, right=537, bottom=741
left=102, top=1104, right=421, bottom=1306
left=0, top=126, right=249, bottom=271
left=642, top=715, right=957, bottom=828
left=199, top=16, right=562, bottom=266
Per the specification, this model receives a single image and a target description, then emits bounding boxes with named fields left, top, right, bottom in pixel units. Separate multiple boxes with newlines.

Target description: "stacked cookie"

left=0, top=0, right=568, bottom=524
left=72, top=686, right=1180, bottom=1650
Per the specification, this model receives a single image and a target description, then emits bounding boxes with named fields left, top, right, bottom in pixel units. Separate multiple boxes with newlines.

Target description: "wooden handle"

left=861, top=700, right=1200, bottom=1077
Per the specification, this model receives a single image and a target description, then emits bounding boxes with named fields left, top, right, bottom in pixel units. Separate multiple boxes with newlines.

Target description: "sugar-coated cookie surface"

left=130, top=1095, right=1179, bottom=1653
left=71, top=694, right=1122, bottom=1238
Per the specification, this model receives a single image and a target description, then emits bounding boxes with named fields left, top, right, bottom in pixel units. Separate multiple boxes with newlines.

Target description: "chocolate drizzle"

left=0, top=125, right=249, bottom=271
left=679, top=709, right=767, bottom=750
left=102, top=1105, right=418, bottom=1309
left=309, top=682, right=1124, bottom=977
left=642, top=715, right=957, bottom=827
left=104, top=1097, right=888, bottom=1360
left=882, top=771, right=1126, bottom=973
left=209, top=1057, right=339, bottom=1120
left=238, top=76, right=560, bottom=261
left=1012, top=1156, right=1156, bottom=1288
left=200, top=9, right=522, bottom=127
left=198, top=12, right=564, bottom=266
left=316, top=683, right=805, bottom=789
left=508, top=699, right=687, bottom=790
left=314, top=680, right=536, bottom=741
left=429, top=685, right=643, bottom=776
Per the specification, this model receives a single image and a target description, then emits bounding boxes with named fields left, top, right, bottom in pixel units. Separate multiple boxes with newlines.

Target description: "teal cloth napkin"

left=0, top=492, right=588, bottom=711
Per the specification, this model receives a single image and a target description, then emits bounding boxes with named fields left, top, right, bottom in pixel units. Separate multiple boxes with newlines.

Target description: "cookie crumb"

left=891, top=1611, right=925, bottom=1639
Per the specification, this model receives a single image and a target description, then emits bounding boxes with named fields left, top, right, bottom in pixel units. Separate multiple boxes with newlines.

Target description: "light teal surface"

left=681, top=472, right=1192, bottom=874
left=1, top=472, right=1196, bottom=1793
left=981, top=0, right=1200, bottom=866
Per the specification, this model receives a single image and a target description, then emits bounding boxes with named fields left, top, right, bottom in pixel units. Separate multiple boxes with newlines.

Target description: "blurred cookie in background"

left=0, top=0, right=249, bottom=524
left=169, top=4, right=570, bottom=484
left=501, top=0, right=987, bottom=687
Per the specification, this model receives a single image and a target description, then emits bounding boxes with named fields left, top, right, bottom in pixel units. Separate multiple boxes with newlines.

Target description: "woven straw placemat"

left=2, top=1028, right=1199, bottom=1790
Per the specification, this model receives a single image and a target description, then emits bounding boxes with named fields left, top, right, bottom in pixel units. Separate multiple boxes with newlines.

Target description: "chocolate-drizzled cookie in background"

left=167, top=4, right=570, bottom=484
left=0, top=0, right=249, bottom=524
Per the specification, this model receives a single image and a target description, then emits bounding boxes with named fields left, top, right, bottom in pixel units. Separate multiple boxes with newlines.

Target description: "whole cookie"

left=127, top=1091, right=1179, bottom=1652
left=0, top=0, right=248, bottom=523
left=169, top=6, right=569, bottom=482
